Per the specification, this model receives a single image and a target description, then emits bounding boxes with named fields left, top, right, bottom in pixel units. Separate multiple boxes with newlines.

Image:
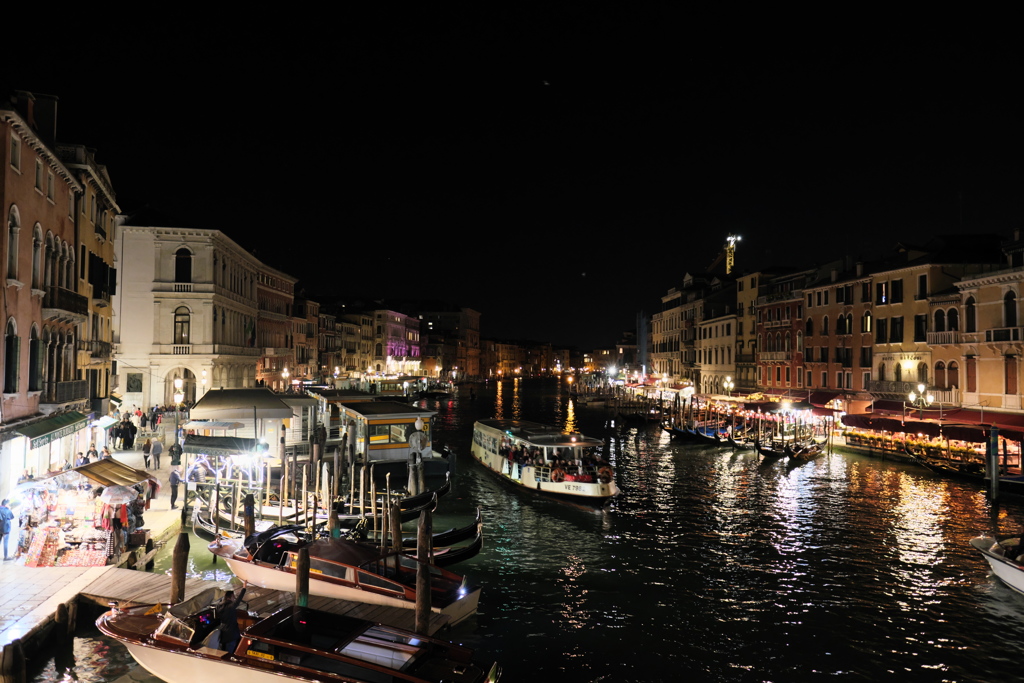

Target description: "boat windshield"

left=154, top=614, right=195, bottom=646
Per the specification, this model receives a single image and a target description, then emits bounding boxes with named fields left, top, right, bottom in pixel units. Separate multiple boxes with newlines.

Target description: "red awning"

left=843, top=410, right=1024, bottom=443
left=809, top=391, right=840, bottom=406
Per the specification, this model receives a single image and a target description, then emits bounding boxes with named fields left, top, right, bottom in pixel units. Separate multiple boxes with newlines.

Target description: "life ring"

left=551, top=468, right=566, bottom=483
left=597, top=466, right=613, bottom=484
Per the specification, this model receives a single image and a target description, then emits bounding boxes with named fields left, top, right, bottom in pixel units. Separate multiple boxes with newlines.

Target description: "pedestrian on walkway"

left=151, top=439, right=163, bottom=469
left=142, top=439, right=152, bottom=468
left=170, top=467, right=183, bottom=509
left=0, top=499, right=14, bottom=561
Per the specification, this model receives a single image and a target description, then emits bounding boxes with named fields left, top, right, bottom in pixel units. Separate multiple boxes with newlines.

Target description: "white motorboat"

left=970, top=535, right=1024, bottom=594
left=210, top=526, right=481, bottom=627
left=470, top=419, right=618, bottom=505
left=97, top=588, right=500, bottom=683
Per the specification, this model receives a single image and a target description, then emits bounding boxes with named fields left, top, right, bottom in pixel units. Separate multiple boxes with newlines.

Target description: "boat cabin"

left=338, top=401, right=437, bottom=465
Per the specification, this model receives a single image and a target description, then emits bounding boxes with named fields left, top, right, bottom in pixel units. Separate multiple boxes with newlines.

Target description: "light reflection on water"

left=31, top=378, right=1024, bottom=682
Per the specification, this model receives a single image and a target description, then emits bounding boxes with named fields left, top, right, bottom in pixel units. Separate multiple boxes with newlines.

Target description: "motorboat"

left=470, top=419, right=618, bottom=505
left=210, top=526, right=481, bottom=626
left=97, top=588, right=500, bottom=683
left=970, top=535, right=1024, bottom=595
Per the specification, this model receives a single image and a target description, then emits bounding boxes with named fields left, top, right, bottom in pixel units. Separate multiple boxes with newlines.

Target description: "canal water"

left=31, top=378, right=1024, bottom=682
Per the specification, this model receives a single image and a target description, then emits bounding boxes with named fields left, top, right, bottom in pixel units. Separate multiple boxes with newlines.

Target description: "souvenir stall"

left=14, top=459, right=159, bottom=568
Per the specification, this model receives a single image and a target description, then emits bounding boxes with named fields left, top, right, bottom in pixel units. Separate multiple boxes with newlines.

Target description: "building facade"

left=113, top=226, right=263, bottom=410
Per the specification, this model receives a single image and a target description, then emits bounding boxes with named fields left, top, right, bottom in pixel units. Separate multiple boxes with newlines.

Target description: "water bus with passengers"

left=470, top=419, right=618, bottom=505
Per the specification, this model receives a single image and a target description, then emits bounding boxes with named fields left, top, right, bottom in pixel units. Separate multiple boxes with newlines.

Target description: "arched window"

left=934, top=309, right=946, bottom=333
left=821, top=316, right=829, bottom=335
left=948, top=361, right=960, bottom=390
left=175, top=248, right=193, bottom=283
left=965, top=297, right=976, bottom=333
left=31, top=225, right=42, bottom=289
left=785, top=332, right=791, bottom=352
left=173, top=307, right=191, bottom=344
left=4, top=319, right=20, bottom=393
left=878, top=363, right=886, bottom=382
left=948, top=307, right=959, bottom=331
left=894, top=363, right=903, bottom=382
left=806, top=318, right=814, bottom=336
left=935, top=361, right=947, bottom=390
left=862, top=310, right=872, bottom=333
left=917, top=362, right=928, bottom=384
left=28, top=325, right=42, bottom=391
left=846, top=314, right=854, bottom=334
left=1005, top=291, right=1018, bottom=328
left=796, top=331, right=803, bottom=352
left=7, top=206, right=20, bottom=280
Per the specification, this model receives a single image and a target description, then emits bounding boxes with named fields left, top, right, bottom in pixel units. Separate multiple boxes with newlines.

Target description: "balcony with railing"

left=985, top=327, right=1024, bottom=343
left=927, top=330, right=960, bottom=345
left=77, top=339, right=112, bottom=358
left=865, top=379, right=929, bottom=396
left=759, top=351, right=792, bottom=362
left=40, top=380, right=88, bottom=405
left=42, top=286, right=88, bottom=323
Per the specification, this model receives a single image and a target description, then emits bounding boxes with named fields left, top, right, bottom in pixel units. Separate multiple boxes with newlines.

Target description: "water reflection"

left=34, top=378, right=1024, bottom=682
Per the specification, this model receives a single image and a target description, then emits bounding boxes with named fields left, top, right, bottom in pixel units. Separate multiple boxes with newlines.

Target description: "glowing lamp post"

left=908, top=383, right=934, bottom=420
left=172, top=378, right=184, bottom=466
left=282, top=366, right=290, bottom=392
left=723, top=376, right=734, bottom=397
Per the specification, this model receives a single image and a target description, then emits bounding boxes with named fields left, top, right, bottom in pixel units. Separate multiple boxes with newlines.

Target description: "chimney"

left=856, top=262, right=864, bottom=277
left=31, top=93, right=59, bottom=146
left=10, top=90, right=59, bottom=145
left=831, top=268, right=838, bottom=282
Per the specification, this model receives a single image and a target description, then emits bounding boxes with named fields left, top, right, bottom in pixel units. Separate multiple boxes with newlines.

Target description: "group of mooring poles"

left=170, top=456, right=436, bottom=636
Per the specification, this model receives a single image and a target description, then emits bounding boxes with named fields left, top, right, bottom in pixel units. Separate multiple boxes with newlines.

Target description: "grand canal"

left=31, top=378, right=1024, bottom=682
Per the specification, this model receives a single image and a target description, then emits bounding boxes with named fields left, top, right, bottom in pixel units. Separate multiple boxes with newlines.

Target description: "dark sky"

left=4, top=17, right=1023, bottom=349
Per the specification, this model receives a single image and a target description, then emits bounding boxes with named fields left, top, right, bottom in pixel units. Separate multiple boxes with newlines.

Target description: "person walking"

left=142, top=439, right=152, bottom=468
left=151, top=439, right=163, bottom=469
left=169, top=467, right=183, bottom=509
left=0, top=499, right=14, bottom=561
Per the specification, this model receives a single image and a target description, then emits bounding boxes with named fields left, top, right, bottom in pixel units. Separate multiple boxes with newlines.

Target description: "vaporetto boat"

left=470, top=419, right=618, bottom=505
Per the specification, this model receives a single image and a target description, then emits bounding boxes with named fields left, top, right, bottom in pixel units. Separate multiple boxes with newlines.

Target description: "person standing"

left=169, top=467, right=183, bottom=509
left=151, top=439, right=163, bottom=469
left=142, top=439, right=152, bottom=468
left=0, top=499, right=14, bottom=561
left=220, top=586, right=248, bottom=654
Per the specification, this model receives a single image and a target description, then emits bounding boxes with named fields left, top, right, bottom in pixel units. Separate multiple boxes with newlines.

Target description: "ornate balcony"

left=40, top=380, right=88, bottom=405
left=42, top=286, right=88, bottom=323
left=759, top=351, right=792, bottom=362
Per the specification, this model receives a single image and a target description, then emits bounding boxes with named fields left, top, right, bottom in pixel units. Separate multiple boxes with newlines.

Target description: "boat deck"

left=1, top=565, right=451, bottom=673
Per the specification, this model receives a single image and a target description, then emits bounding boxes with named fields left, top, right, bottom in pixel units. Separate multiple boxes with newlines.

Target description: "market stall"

left=12, top=459, right=159, bottom=567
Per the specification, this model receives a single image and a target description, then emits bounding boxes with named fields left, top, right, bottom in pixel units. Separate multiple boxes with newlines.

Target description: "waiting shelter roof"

left=190, top=388, right=293, bottom=420
left=183, top=434, right=261, bottom=456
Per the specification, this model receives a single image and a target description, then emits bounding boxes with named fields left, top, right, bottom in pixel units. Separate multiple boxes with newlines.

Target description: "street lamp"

left=282, top=366, right=290, bottom=392
left=908, top=383, right=934, bottom=419
left=172, top=378, right=184, bottom=467
left=723, top=376, right=734, bottom=397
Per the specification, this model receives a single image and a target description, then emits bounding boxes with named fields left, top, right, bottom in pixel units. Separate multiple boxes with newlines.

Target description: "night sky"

left=4, top=17, right=1022, bottom=350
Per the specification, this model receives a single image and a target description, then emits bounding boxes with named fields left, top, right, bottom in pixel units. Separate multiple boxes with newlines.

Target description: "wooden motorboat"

left=210, top=526, right=481, bottom=627
left=970, top=535, right=1024, bottom=595
left=97, top=592, right=501, bottom=683
left=470, top=419, right=618, bottom=505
